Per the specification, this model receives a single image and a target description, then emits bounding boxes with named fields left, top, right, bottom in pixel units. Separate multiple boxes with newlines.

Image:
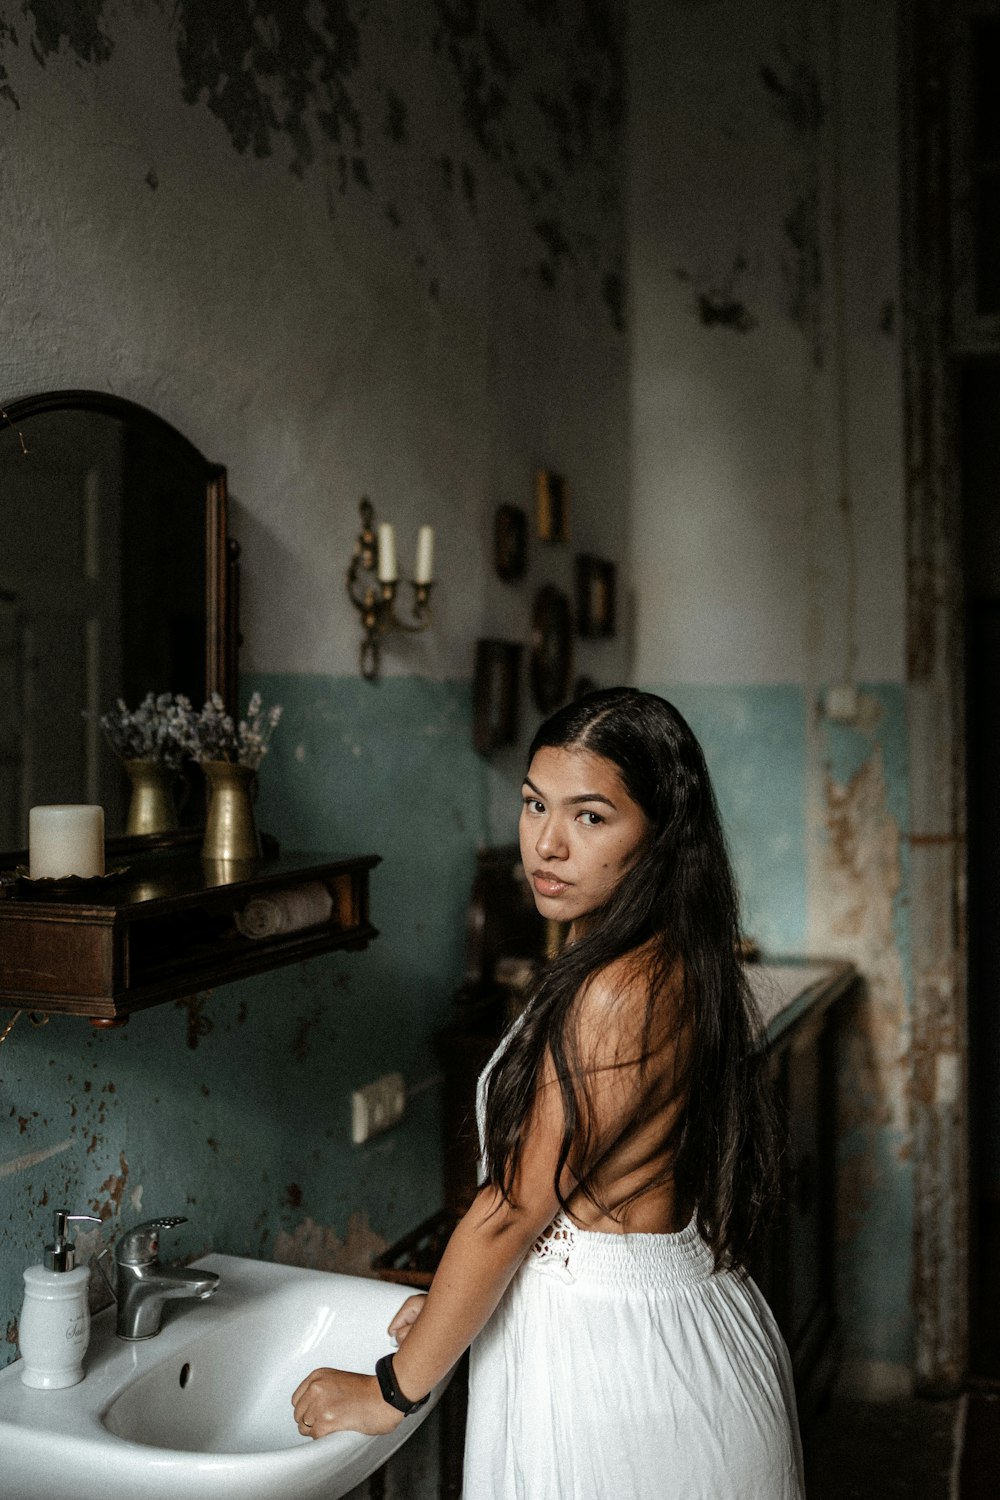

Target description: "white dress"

left=462, top=1034, right=806, bottom=1500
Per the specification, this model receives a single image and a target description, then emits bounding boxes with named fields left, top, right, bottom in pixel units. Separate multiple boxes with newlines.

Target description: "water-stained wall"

left=629, top=0, right=915, bottom=1393
left=0, top=0, right=938, bottom=1434
left=0, top=13, right=629, bottom=1480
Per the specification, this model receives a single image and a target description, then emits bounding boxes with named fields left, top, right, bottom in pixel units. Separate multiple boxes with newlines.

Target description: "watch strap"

left=375, top=1352, right=429, bottom=1415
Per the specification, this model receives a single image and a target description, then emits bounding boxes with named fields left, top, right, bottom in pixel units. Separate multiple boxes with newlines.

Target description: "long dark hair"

left=483, top=687, right=779, bottom=1270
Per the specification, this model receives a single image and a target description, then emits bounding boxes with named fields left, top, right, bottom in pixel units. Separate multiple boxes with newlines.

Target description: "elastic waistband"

left=527, top=1211, right=717, bottom=1289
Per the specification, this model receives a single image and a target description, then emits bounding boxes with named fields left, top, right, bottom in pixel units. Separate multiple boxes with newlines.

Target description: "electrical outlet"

left=824, top=682, right=860, bottom=725
left=351, top=1072, right=406, bottom=1145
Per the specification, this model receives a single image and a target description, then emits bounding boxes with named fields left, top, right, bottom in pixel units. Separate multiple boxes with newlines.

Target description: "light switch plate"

left=823, top=682, right=860, bottom=724
left=351, top=1072, right=406, bottom=1144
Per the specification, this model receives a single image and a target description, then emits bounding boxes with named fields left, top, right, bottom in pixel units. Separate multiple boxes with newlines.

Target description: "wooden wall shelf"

left=0, top=849, right=379, bottom=1025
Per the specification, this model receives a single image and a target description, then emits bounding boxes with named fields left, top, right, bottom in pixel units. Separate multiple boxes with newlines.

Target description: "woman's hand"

left=291, top=1295, right=427, bottom=1438
left=388, top=1293, right=426, bottom=1344
left=291, top=1368, right=404, bottom=1439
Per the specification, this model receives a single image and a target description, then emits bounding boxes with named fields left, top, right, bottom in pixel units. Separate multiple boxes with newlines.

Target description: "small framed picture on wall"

left=530, top=586, right=573, bottom=712
left=535, top=470, right=569, bottom=543
left=575, top=554, right=616, bottom=638
left=493, top=504, right=528, bottom=581
left=473, top=639, right=523, bottom=755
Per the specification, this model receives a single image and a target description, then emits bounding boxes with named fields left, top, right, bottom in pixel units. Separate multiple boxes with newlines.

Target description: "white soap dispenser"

left=19, top=1209, right=102, bottom=1389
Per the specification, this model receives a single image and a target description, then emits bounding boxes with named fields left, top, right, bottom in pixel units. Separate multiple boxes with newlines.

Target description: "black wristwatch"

left=375, top=1353, right=429, bottom=1416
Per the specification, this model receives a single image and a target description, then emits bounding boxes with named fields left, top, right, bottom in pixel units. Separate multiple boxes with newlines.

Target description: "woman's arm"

left=390, top=1163, right=564, bottom=1388
left=292, top=962, right=685, bottom=1438
left=291, top=1062, right=567, bottom=1438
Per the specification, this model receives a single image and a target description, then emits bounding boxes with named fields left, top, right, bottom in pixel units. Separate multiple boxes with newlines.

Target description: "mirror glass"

left=0, top=392, right=233, bottom=846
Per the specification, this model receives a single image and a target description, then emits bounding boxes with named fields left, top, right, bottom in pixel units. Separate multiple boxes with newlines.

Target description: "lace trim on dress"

left=529, top=1212, right=578, bottom=1282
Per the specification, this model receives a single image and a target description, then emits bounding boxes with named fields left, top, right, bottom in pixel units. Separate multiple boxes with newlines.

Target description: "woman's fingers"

left=292, top=1367, right=325, bottom=1427
left=388, top=1292, right=426, bottom=1341
left=291, top=1367, right=404, bottom=1438
left=293, top=1368, right=343, bottom=1438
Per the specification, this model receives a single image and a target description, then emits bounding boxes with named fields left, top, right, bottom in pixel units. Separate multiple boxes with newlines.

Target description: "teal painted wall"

left=1, top=674, right=918, bottom=1389
left=640, top=680, right=915, bottom=1381
left=639, top=684, right=810, bottom=955
left=1, top=678, right=487, bottom=1375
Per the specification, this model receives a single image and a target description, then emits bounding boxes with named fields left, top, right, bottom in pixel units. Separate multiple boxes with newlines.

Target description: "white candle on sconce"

left=28, top=805, right=105, bottom=880
left=414, top=525, right=435, bottom=585
left=377, top=523, right=398, bottom=584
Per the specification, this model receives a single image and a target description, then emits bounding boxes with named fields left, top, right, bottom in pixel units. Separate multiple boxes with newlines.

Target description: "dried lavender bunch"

left=174, top=692, right=282, bottom=769
left=236, top=691, right=283, bottom=769
left=170, top=692, right=235, bottom=763
left=99, top=692, right=189, bottom=770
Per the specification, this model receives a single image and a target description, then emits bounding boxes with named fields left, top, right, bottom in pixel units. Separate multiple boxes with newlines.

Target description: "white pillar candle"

left=29, top=805, right=105, bottom=880
left=414, top=525, right=435, bottom=585
left=377, top=523, right=398, bottom=583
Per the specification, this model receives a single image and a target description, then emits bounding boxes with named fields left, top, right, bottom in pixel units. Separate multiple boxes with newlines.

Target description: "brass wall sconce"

left=346, top=497, right=435, bottom=681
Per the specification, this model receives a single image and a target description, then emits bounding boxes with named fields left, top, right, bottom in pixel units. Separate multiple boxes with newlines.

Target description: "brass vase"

left=123, top=759, right=180, bottom=837
left=200, top=760, right=262, bottom=865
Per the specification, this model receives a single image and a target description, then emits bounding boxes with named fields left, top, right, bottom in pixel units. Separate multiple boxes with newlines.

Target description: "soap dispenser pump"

left=19, top=1209, right=102, bottom=1388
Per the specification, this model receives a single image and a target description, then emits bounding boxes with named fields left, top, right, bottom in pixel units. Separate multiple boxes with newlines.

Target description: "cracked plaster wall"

left=0, top=0, right=926, bottom=1421
left=0, top=12, right=629, bottom=1470
left=629, top=0, right=915, bottom=1391
left=0, top=0, right=629, bottom=685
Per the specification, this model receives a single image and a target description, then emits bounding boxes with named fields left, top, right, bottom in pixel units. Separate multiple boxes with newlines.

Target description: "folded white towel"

left=234, top=882, right=334, bottom=940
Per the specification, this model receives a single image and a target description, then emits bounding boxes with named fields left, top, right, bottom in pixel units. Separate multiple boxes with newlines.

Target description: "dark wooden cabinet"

left=0, top=848, right=379, bottom=1025
left=752, top=962, right=855, bottom=1420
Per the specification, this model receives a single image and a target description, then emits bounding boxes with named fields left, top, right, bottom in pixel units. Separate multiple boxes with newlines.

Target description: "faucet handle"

left=116, top=1215, right=188, bottom=1266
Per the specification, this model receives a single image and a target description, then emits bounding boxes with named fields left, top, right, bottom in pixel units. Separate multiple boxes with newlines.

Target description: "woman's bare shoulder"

left=577, top=939, right=680, bottom=1006
left=573, top=942, right=684, bottom=1058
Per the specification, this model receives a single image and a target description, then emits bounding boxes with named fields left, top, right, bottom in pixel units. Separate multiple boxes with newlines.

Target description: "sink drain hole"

left=179, top=1362, right=192, bottom=1389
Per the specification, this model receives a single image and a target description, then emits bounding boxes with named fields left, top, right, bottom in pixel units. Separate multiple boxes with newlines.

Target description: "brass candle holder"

left=345, top=497, right=434, bottom=681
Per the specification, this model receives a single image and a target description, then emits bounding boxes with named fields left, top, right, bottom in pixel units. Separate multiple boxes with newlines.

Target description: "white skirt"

left=463, top=1212, right=805, bottom=1500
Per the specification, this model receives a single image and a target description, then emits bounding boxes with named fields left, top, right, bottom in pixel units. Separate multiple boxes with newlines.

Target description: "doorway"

left=962, top=358, right=1000, bottom=1378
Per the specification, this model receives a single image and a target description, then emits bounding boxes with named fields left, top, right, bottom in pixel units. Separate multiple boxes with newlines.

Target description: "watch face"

left=530, top=585, right=573, bottom=712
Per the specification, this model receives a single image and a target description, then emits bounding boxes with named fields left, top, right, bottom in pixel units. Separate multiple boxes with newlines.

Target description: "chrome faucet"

left=113, top=1216, right=219, bottom=1340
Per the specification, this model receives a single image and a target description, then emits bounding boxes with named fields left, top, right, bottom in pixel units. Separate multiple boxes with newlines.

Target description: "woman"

left=292, top=688, right=805, bottom=1498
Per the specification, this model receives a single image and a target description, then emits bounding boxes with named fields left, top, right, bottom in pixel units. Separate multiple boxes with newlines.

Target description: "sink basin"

left=0, top=1254, right=445, bottom=1499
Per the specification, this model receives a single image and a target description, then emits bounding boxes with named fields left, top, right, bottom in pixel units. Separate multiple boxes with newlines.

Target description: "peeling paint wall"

left=629, top=0, right=916, bottom=1391
left=0, top=680, right=486, bottom=1349
left=0, top=0, right=940, bottom=1431
left=815, top=687, right=914, bottom=1388
left=0, top=0, right=628, bottom=684
left=897, top=0, right=967, bottom=1393
left=0, top=12, right=628, bottom=1478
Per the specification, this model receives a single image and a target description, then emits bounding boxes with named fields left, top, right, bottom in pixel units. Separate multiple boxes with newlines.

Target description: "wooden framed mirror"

left=0, top=390, right=239, bottom=844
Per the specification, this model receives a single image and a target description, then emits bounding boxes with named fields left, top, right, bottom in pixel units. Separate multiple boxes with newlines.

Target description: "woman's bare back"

left=557, top=945, right=694, bottom=1235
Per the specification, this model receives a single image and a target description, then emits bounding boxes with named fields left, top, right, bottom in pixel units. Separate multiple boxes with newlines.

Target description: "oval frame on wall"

left=529, top=584, right=573, bottom=713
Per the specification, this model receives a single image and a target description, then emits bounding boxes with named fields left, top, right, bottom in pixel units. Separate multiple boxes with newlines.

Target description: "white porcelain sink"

left=0, top=1254, right=444, bottom=1499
